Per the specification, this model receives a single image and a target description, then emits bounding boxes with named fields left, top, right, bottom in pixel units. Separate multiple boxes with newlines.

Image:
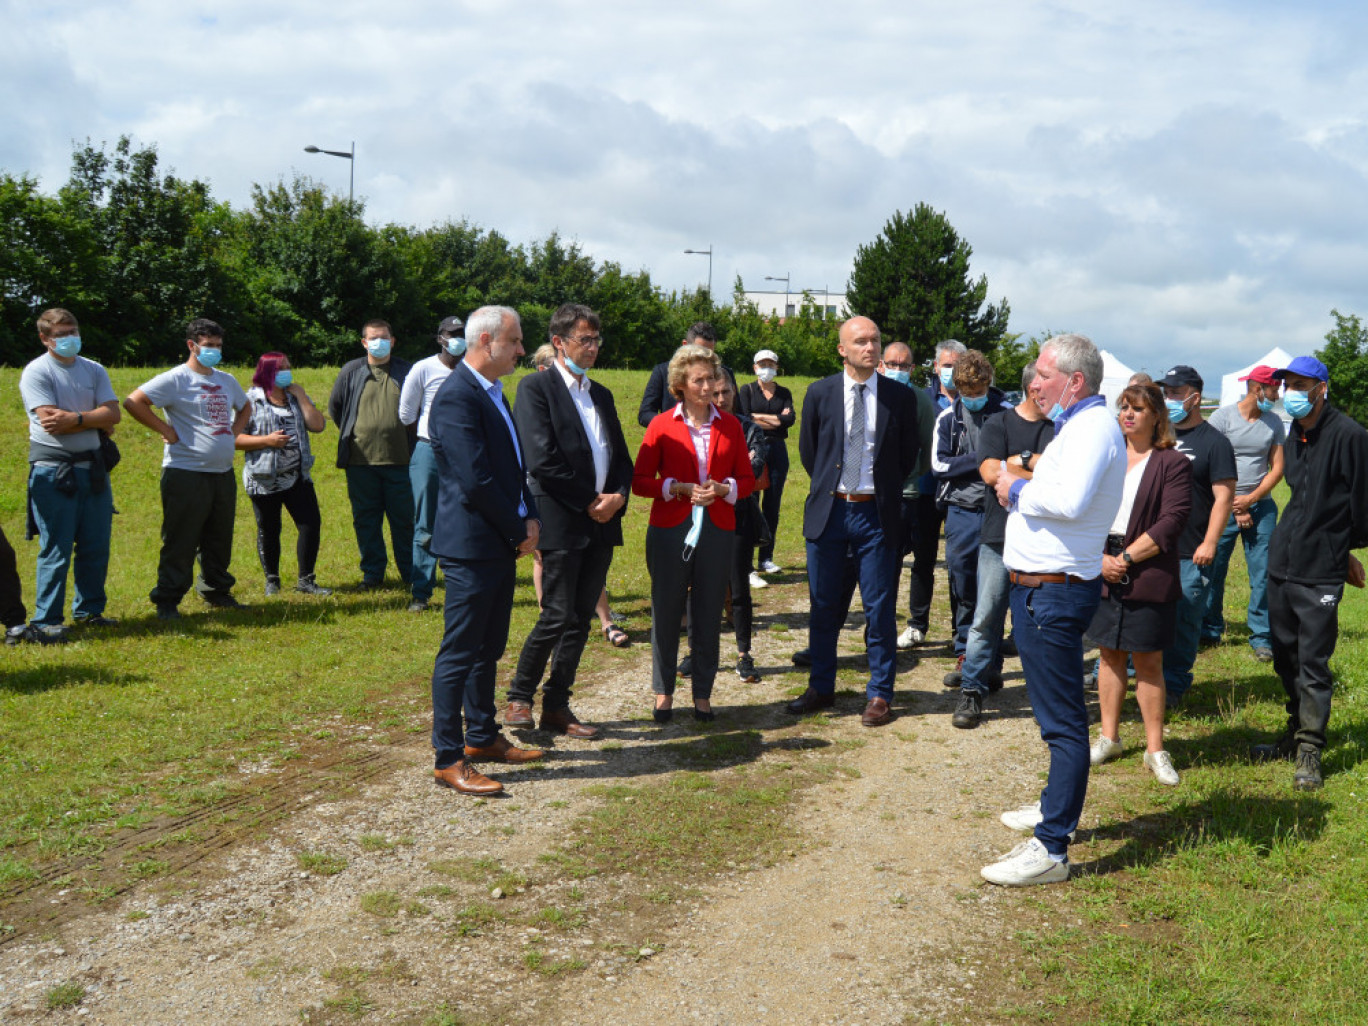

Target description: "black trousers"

left=1268, top=575, right=1343, bottom=750
left=0, top=525, right=26, bottom=628
left=508, top=542, right=616, bottom=711
left=756, top=439, right=789, bottom=566
left=730, top=532, right=755, bottom=654
left=150, top=468, right=237, bottom=606
left=647, top=517, right=731, bottom=699
left=908, top=493, right=957, bottom=632
left=250, top=478, right=323, bottom=580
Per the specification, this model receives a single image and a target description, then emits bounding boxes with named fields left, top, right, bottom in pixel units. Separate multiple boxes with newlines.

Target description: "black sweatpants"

left=1268, top=574, right=1344, bottom=750
left=250, top=478, right=323, bottom=580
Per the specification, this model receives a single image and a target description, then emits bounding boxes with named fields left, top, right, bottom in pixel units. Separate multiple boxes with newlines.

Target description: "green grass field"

left=4, top=363, right=1368, bottom=1022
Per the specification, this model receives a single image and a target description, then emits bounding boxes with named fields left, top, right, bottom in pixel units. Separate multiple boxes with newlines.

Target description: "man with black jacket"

left=637, top=322, right=737, bottom=428
left=1253, top=356, right=1368, bottom=790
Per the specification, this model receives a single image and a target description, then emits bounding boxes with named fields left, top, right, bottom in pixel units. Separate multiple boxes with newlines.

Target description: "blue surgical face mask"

left=1283, top=389, right=1317, bottom=419
left=882, top=368, right=910, bottom=385
left=1046, top=380, right=1079, bottom=422
left=196, top=345, right=223, bottom=368
left=366, top=337, right=392, bottom=359
left=274, top=370, right=293, bottom=388
left=1165, top=399, right=1188, bottom=422
left=961, top=393, right=989, bottom=412
left=52, top=335, right=82, bottom=358
left=564, top=355, right=588, bottom=376
left=444, top=336, right=467, bottom=358
left=939, top=366, right=956, bottom=390
left=1256, top=397, right=1277, bottom=414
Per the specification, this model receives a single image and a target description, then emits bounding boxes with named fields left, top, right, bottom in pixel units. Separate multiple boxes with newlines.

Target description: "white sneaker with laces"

left=981, top=837, right=1069, bottom=886
left=748, top=571, right=768, bottom=590
left=1090, top=734, right=1123, bottom=766
left=1000, top=801, right=1043, bottom=831
left=759, top=560, right=782, bottom=574
left=897, top=625, right=924, bottom=650
left=1144, top=749, right=1180, bottom=786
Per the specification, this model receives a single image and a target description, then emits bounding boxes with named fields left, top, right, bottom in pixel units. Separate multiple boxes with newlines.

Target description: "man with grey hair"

left=983, top=334, right=1125, bottom=885
left=902, top=339, right=967, bottom=648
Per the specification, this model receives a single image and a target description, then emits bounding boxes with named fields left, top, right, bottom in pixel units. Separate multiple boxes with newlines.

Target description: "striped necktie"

left=842, top=382, right=865, bottom=493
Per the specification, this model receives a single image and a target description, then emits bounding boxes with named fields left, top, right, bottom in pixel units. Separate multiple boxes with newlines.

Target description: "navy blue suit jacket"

left=428, top=363, right=539, bottom=561
left=799, top=371, right=920, bottom=541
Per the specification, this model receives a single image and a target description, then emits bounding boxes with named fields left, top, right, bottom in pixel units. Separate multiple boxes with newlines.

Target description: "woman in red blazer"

left=1085, top=383, right=1193, bottom=786
left=633, top=346, right=755, bottom=723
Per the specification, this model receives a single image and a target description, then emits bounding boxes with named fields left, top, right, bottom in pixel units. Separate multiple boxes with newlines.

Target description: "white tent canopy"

left=1098, top=349, right=1136, bottom=411
left=1219, top=346, right=1294, bottom=409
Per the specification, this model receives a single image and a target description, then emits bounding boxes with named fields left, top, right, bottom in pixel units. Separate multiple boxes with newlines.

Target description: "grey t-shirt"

left=19, top=353, right=117, bottom=455
left=138, top=363, right=247, bottom=473
left=1208, top=403, right=1286, bottom=495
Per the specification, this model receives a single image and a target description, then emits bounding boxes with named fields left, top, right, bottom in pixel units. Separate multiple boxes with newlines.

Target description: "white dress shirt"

left=837, top=368, right=878, bottom=495
left=463, top=362, right=526, bottom=516
left=555, top=361, right=610, bottom=493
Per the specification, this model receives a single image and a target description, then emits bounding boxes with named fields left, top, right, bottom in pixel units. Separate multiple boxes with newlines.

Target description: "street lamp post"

left=303, top=142, right=355, bottom=206
left=803, top=285, right=830, bottom=318
left=683, top=246, right=713, bottom=298
left=765, top=273, right=791, bottom=319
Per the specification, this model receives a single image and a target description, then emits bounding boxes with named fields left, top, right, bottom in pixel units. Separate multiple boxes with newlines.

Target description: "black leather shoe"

left=693, top=705, right=716, bottom=722
left=785, top=688, right=835, bottom=715
left=952, top=691, right=983, bottom=729
left=1293, top=744, right=1323, bottom=791
left=791, top=648, right=812, bottom=667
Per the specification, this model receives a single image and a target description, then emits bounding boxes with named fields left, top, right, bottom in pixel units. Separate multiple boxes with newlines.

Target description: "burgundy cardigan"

left=1105, top=447, right=1193, bottom=604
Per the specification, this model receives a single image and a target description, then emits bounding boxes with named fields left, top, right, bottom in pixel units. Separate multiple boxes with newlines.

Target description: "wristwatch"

left=1121, top=551, right=1134, bottom=566
left=1019, top=450, right=1033, bottom=470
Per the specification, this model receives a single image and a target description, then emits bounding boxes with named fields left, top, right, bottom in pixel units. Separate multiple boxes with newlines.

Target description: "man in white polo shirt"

left=981, top=333, right=1126, bottom=886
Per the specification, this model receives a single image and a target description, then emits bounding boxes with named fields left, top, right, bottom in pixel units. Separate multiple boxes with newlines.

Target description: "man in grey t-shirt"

left=18, top=308, right=122, bottom=638
left=1202, top=364, right=1286, bottom=661
left=124, top=318, right=250, bottom=618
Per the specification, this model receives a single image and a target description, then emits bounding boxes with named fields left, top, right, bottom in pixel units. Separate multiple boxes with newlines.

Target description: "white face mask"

left=755, top=367, right=777, bottom=383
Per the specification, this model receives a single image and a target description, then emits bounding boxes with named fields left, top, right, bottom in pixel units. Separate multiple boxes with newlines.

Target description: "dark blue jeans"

left=961, top=543, right=1009, bottom=694
left=28, top=463, right=114, bottom=624
left=1163, top=559, right=1211, bottom=702
left=943, top=506, right=983, bottom=656
left=408, top=441, right=440, bottom=603
left=757, top=438, right=789, bottom=567
left=344, top=465, right=415, bottom=589
left=806, top=499, right=899, bottom=700
left=1010, top=576, right=1102, bottom=857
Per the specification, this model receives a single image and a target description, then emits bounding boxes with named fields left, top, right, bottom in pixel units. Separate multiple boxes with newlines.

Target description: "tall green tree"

left=1318, top=308, right=1368, bottom=427
left=845, top=203, right=1010, bottom=366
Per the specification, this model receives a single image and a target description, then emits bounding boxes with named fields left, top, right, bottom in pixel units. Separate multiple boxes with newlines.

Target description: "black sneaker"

left=155, top=604, right=181, bottom=621
left=73, top=615, right=120, bottom=628
left=4, top=624, right=28, bottom=646
left=264, top=576, right=281, bottom=596
left=1253, top=646, right=1274, bottom=663
left=27, top=623, right=70, bottom=644
left=792, top=648, right=812, bottom=667
left=295, top=576, right=334, bottom=597
left=203, top=593, right=247, bottom=610
left=736, top=654, right=760, bottom=682
left=1251, top=730, right=1297, bottom=763
left=1293, top=744, right=1323, bottom=791
left=951, top=691, right=983, bottom=729
left=677, top=655, right=693, bottom=678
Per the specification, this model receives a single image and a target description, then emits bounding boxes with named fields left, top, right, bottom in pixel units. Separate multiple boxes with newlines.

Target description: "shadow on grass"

left=0, top=663, right=150, bottom=696
left=1076, top=786, right=1331, bottom=878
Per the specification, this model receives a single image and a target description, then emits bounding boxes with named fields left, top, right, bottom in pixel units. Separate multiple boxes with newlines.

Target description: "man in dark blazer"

left=637, top=322, right=737, bottom=427
left=786, top=316, right=920, bottom=726
left=507, top=303, right=633, bottom=738
left=427, top=305, right=545, bottom=796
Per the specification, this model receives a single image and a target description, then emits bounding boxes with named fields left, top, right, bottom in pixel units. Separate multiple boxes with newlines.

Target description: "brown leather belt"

left=835, top=492, right=875, bottom=503
left=1009, top=571, right=1090, bottom=587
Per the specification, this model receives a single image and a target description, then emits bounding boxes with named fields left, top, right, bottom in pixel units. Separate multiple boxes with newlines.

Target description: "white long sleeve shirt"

left=1003, top=396, right=1126, bottom=578
left=398, top=353, right=455, bottom=440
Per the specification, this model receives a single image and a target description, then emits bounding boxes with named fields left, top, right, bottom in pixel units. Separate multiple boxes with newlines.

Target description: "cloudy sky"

left=6, top=0, right=1368, bottom=380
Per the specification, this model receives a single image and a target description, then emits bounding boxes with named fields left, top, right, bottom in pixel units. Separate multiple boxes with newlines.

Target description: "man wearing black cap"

left=398, top=316, right=466, bottom=612
left=1253, top=356, right=1368, bottom=790
left=1157, top=365, right=1236, bottom=707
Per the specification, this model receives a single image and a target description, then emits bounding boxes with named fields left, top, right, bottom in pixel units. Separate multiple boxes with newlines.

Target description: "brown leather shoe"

left=540, top=707, right=600, bottom=739
left=785, top=688, right=836, bottom=715
left=433, top=759, right=504, bottom=795
left=464, top=734, right=547, bottom=763
left=861, top=696, right=894, bottom=727
left=504, top=700, right=534, bottom=727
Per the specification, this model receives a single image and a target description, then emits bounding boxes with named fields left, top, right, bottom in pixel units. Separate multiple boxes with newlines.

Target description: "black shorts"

left=1085, top=593, right=1175, bottom=653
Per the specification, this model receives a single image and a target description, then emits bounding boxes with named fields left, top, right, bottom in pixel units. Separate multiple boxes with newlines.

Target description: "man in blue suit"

left=786, top=316, right=920, bottom=726
left=427, top=306, right=545, bottom=796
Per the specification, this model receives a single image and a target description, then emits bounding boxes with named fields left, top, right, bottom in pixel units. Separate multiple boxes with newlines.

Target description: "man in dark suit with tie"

left=427, top=305, right=545, bottom=796
left=786, top=316, right=920, bottom=726
left=506, top=303, right=633, bottom=738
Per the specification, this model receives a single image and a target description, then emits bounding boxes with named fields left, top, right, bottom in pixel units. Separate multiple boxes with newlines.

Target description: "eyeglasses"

left=565, top=334, right=603, bottom=347
left=883, top=362, right=913, bottom=372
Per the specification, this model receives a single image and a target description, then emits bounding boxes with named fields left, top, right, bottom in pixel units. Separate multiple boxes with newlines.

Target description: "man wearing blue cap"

left=1253, top=356, right=1368, bottom=790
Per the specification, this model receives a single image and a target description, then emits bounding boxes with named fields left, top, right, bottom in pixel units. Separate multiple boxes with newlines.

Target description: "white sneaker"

left=1090, top=734, right=1123, bottom=766
left=759, top=560, right=782, bottom=574
left=981, top=838, right=1069, bottom=887
left=1000, top=801, right=1043, bottom=831
left=748, top=572, right=768, bottom=590
left=1144, top=749, right=1180, bottom=786
left=897, top=626, right=924, bottom=650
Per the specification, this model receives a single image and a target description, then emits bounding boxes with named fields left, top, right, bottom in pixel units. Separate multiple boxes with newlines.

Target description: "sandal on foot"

left=603, top=623, right=631, bottom=648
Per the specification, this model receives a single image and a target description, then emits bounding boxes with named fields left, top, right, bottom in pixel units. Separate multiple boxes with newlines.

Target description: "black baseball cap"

left=1158, top=365, right=1203, bottom=391
left=437, top=315, right=464, bottom=336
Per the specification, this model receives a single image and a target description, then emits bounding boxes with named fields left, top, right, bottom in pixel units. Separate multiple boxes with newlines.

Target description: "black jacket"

left=1269, top=402, right=1368, bottom=585
left=327, top=356, right=415, bottom=468
left=637, top=359, right=738, bottom=428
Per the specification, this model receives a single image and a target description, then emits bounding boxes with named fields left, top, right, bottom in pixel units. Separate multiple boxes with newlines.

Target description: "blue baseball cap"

left=1273, top=356, right=1328, bottom=382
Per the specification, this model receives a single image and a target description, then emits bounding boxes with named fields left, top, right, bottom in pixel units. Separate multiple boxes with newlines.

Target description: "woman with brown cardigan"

left=1087, top=383, right=1193, bottom=785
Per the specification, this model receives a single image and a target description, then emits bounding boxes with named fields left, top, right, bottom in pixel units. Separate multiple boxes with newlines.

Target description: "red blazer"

left=632, top=406, right=755, bottom=530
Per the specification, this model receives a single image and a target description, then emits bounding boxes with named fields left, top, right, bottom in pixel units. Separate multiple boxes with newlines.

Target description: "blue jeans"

left=28, top=464, right=114, bottom=625
left=1163, top=559, right=1211, bottom=702
left=1202, top=497, right=1276, bottom=650
left=409, top=440, right=440, bottom=603
left=943, top=506, right=982, bottom=656
left=961, top=543, right=1009, bottom=694
left=344, top=465, right=415, bottom=589
left=806, top=500, right=899, bottom=700
left=1010, top=577, right=1102, bottom=857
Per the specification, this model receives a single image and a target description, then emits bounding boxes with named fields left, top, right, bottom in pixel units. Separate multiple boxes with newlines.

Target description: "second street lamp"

left=765, top=273, right=791, bottom=319
left=684, top=246, right=713, bottom=298
left=303, top=142, right=355, bottom=207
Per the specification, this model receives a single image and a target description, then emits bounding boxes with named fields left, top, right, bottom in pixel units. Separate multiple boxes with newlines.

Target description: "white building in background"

left=740, top=289, right=847, bottom=320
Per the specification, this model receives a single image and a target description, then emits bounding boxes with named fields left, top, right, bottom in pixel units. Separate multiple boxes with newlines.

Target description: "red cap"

left=1238, top=365, right=1279, bottom=385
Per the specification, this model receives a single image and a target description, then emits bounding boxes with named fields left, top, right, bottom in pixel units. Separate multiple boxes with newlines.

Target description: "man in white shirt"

left=507, top=304, right=633, bottom=737
left=981, top=334, right=1126, bottom=886
left=399, top=315, right=466, bottom=612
